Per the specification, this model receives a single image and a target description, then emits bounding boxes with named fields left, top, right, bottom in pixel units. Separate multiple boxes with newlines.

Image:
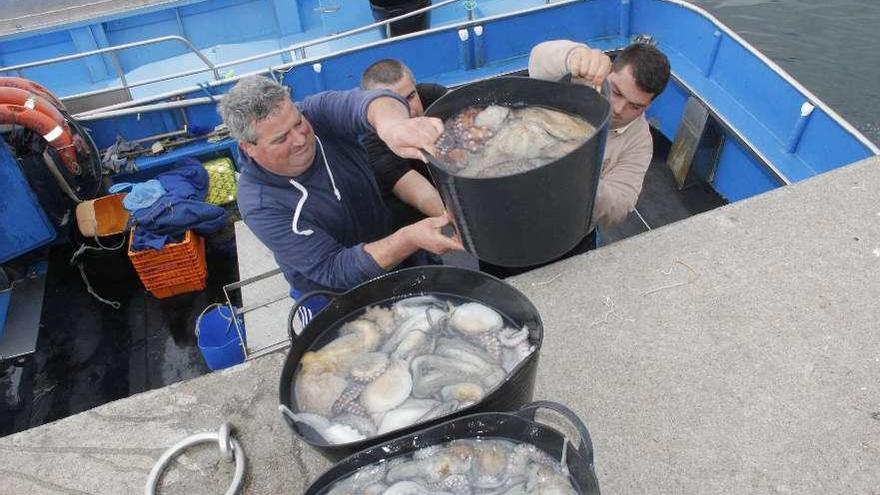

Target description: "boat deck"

left=0, top=215, right=241, bottom=436
left=2, top=155, right=877, bottom=494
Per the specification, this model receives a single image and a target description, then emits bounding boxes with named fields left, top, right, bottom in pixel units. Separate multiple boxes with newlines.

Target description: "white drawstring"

left=315, top=135, right=341, bottom=201
left=288, top=179, right=314, bottom=236
left=287, top=134, right=342, bottom=236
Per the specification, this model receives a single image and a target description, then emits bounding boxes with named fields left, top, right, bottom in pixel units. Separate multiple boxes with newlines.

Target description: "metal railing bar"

left=236, top=293, right=291, bottom=316
left=73, top=67, right=268, bottom=118
left=209, top=0, right=461, bottom=72
left=0, top=35, right=220, bottom=80
left=271, top=0, right=585, bottom=72
left=223, top=268, right=283, bottom=291
left=66, top=0, right=459, bottom=110
left=70, top=67, right=224, bottom=106
left=76, top=95, right=223, bottom=121
left=70, top=0, right=463, bottom=115
left=71, top=0, right=577, bottom=119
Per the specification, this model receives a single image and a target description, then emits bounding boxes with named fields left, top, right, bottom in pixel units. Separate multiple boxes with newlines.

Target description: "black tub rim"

left=278, top=265, right=544, bottom=451
left=304, top=400, right=600, bottom=495
left=422, top=75, right=611, bottom=181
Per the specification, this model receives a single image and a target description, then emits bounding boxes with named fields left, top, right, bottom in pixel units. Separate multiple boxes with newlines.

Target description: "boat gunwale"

left=661, top=0, right=878, bottom=154
left=62, top=0, right=879, bottom=158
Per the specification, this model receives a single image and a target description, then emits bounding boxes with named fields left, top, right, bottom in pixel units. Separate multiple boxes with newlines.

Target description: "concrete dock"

left=1, top=156, right=878, bottom=494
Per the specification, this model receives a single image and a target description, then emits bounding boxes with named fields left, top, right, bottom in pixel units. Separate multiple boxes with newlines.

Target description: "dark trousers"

left=478, top=229, right=598, bottom=279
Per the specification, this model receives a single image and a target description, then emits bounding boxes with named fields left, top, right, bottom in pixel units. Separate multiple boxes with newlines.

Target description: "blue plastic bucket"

left=0, top=289, right=11, bottom=338
left=197, top=304, right=246, bottom=371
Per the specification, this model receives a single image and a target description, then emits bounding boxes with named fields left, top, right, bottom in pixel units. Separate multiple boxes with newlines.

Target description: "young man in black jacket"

left=360, top=59, right=448, bottom=230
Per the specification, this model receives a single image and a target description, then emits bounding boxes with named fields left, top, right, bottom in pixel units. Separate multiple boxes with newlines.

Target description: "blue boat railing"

left=1, top=0, right=482, bottom=115
left=0, top=35, right=222, bottom=98
left=72, top=0, right=579, bottom=120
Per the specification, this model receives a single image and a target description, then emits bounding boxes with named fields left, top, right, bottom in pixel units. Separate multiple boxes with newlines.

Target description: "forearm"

left=367, top=96, right=411, bottom=139
left=363, top=227, right=419, bottom=271
left=528, top=40, right=586, bottom=81
left=393, top=170, right=445, bottom=218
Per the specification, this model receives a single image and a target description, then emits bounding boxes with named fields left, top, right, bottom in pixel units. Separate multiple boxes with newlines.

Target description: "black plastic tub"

left=304, top=401, right=601, bottom=494
left=279, top=266, right=544, bottom=461
left=370, top=0, right=432, bottom=37
left=425, top=76, right=611, bottom=267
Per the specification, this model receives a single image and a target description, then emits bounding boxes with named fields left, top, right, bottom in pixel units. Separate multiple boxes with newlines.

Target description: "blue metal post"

left=704, top=30, right=722, bottom=76
left=69, top=27, right=111, bottom=82
left=161, top=111, right=178, bottom=133
left=458, top=29, right=472, bottom=70
left=174, top=8, right=187, bottom=40
left=786, top=102, right=815, bottom=153
left=620, top=0, right=631, bottom=41
left=473, top=26, right=485, bottom=69
left=88, top=24, right=117, bottom=78
left=464, top=0, right=477, bottom=21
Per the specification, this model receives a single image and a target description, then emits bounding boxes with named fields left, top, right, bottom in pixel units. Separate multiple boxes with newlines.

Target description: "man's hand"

left=566, top=46, right=611, bottom=87
left=402, top=214, right=463, bottom=255
left=364, top=212, right=463, bottom=270
left=377, top=116, right=444, bottom=162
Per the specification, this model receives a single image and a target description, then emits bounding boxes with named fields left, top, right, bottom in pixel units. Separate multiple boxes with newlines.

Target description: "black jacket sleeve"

left=362, top=83, right=449, bottom=197
left=362, top=132, right=411, bottom=197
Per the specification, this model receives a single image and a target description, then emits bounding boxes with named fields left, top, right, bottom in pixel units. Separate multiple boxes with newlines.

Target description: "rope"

left=633, top=207, right=652, bottom=230
left=70, top=243, right=123, bottom=309
left=91, top=230, right=126, bottom=251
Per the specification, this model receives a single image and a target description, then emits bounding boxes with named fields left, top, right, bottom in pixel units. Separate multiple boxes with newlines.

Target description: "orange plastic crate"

left=128, top=230, right=208, bottom=298
left=143, top=269, right=207, bottom=286
left=133, top=245, right=208, bottom=276
left=138, top=265, right=207, bottom=286
left=148, top=277, right=207, bottom=299
left=128, top=230, right=204, bottom=267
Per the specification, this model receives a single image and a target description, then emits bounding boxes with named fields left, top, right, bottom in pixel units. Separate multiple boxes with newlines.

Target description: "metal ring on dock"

left=145, top=423, right=246, bottom=495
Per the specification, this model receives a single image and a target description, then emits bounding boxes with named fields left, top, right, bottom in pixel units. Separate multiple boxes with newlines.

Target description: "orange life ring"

left=0, top=77, right=66, bottom=111
left=0, top=103, right=79, bottom=174
left=0, top=87, right=68, bottom=129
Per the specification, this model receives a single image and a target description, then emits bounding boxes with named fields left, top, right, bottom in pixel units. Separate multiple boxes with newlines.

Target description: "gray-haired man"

left=220, top=76, right=461, bottom=322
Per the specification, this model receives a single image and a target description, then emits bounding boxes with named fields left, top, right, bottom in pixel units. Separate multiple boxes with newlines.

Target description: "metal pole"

left=77, top=95, right=223, bottom=122
left=0, top=35, right=220, bottom=80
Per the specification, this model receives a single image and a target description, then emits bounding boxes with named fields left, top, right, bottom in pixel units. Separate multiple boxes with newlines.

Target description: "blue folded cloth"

left=110, top=179, right=167, bottom=211
left=126, top=158, right=228, bottom=251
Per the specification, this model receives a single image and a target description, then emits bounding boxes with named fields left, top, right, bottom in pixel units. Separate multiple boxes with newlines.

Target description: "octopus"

left=332, top=382, right=368, bottom=416
left=291, top=294, right=534, bottom=445
left=435, top=104, right=595, bottom=178
left=324, top=438, right=580, bottom=494
left=360, top=360, right=413, bottom=414
left=448, top=303, right=503, bottom=336
left=350, top=352, right=391, bottom=383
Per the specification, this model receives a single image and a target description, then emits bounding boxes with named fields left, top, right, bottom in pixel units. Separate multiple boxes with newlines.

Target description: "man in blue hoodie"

left=221, top=76, right=461, bottom=324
